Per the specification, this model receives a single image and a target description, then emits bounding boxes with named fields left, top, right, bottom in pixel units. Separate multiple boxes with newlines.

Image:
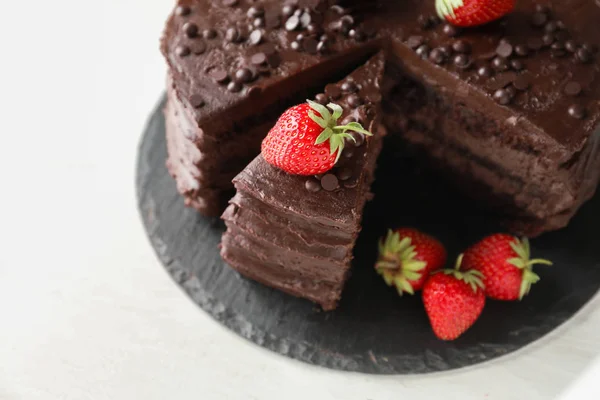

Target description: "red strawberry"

left=376, top=228, right=447, bottom=295
left=461, top=234, right=552, bottom=301
left=422, top=255, right=486, bottom=340
left=261, top=100, right=373, bottom=175
left=436, top=0, right=515, bottom=27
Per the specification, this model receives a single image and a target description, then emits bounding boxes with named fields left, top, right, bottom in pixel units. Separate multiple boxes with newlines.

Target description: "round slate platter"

left=137, top=96, right=600, bottom=374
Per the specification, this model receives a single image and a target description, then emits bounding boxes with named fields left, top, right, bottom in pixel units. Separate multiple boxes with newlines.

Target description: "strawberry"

left=376, top=228, right=447, bottom=295
left=436, top=0, right=515, bottom=27
left=461, top=234, right=552, bottom=301
left=261, top=100, right=373, bottom=175
left=422, top=255, right=486, bottom=340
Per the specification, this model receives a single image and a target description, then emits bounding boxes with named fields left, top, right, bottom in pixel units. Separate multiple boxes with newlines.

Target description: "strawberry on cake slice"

left=220, top=52, right=386, bottom=310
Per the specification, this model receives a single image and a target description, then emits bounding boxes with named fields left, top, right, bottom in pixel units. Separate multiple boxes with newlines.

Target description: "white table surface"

left=1, top=1, right=599, bottom=399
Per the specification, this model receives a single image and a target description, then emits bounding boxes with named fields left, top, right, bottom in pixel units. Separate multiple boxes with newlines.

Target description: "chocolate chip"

left=183, top=22, right=199, bottom=38
left=564, top=81, right=582, bottom=96
left=415, top=45, right=430, bottom=59
left=246, top=86, right=262, bottom=98
left=282, top=4, right=295, bottom=17
left=176, top=5, right=191, bottom=16
left=325, top=84, right=342, bottom=100
left=545, top=21, right=558, bottom=33
left=203, top=29, right=217, bottom=39
left=251, top=52, right=267, bottom=65
left=576, top=47, right=592, bottom=63
left=175, top=45, right=191, bottom=57
left=551, top=41, right=565, bottom=50
left=234, top=68, right=253, bottom=83
left=350, top=132, right=365, bottom=147
left=305, top=179, right=321, bottom=192
left=225, top=27, right=240, bottom=42
left=439, top=45, right=453, bottom=57
left=337, top=167, right=352, bottom=181
left=542, top=33, right=555, bottom=47
left=347, top=94, right=363, bottom=108
left=227, top=81, right=242, bottom=93
left=531, top=12, right=548, bottom=27
left=452, top=40, right=471, bottom=54
left=342, top=147, right=355, bottom=158
left=190, top=41, right=206, bottom=55
left=510, top=59, right=524, bottom=71
left=349, top=28, right=366, bottom=41
left=285, top=15, right=300, bottom=31
left=315, top=93, right=328, bottom=105
left=493, top=89, right=511, bottom=105
left=407, top=35, right=424, bottom=49
left=300, top=11, right=312, bottom=28
left=253, top=18, right=265, bottom=28
left=443, top=24, right=459, bottom=37
left=209, top=69, right=229, bottom=83
left=248, top=29, right=263, bottom=45
left=341, top=81, right=358, bottom=93
left=247, top=6, right=264, bottom=18
left=290, top=41, right=301, bottom=51
left=565, top=40, right=578, bottom=53
left=453, top=54, right=472, bottom=69
left=514, top=44, right=529, bottom=57
left=496, top=41, right=513, bottom=58
left=429, top=48, right=446, bottom=64
left=492, top=57, right=509, bottom=71
left=316, top=40, right=328, bottom=53
left=568, top=104, right=586, bottom=119
left=343, top=179, right=358, bottom=189
left=513, top=73, right=531, bottom=91
left=222, top=0, right=238, bottom=6
left=505, top=86, right=517, bottom=99
left=478, top=66, right=494, bottom=78
left=321, top=174, right=339, bottom=191
left=304, top=37, right=318, bottom=54
left=189, top=94, right=205, bottom=108
left=527, top=37, right=544, bottom=50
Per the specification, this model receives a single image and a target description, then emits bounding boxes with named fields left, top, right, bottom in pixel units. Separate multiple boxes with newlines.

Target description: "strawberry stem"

left=307, top=100, right=373, bottom=164
left=508, top=237, right=553, bottom=300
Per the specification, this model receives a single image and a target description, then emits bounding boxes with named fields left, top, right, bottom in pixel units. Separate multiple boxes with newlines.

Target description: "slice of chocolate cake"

left=160, top=0, right=379, bottom=216
left=220, top=53, right=386, bottom=310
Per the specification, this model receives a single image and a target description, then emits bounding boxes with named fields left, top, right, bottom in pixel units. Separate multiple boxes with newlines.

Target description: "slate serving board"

left=136, top=96, right=600, bottom=374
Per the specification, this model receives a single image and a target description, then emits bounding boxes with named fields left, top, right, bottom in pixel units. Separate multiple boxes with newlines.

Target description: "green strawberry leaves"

left=307, top=99, right=373, bottom=164
left=436, top=0, right=463, bottom=19
left=507, top=237, right=552, bottom=300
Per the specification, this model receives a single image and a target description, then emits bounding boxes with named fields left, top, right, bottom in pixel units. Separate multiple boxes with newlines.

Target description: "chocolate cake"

left=221, top=53, right=385, bottom=310
left=161, top=0, right=600, bottom=307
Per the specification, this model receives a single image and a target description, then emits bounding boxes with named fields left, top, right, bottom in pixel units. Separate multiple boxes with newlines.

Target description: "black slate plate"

left=137, top=96, right=600, bottom=374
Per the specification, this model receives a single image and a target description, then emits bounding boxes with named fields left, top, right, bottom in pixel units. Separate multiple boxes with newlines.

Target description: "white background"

left=0, top=1, right=599, bottom=399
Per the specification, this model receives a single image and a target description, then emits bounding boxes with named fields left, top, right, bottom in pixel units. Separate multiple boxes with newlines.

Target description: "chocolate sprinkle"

left=210, top=69, right=229, bottom=83
left=176, top=45, right=191, bottom=57
left=176, top=5, right=191, bottom=16
left=542, top=33, right=555, bottom=47
left=234, top=68, right=253, bottom=83
left=510, top=59, right=524, bottom=71
left=247, top=6, right=264, bottom=18
left=576, top=48, right=592, bottom=63
left=290, top=41, right=301, bottom=51
left=478, top=66, right=494, bottom=78
left=183, top=22, right=199, bottom=38
left=285, top=15, right=300, bottom=31
left=337, top=168, right=352, bottom=181
left=493, top=89, right=511, bottom=105
left=565, top=40, right=578, bottom=53
left=227, top=81, right=242, bottom=93
left=492, top=57, right=509, bottom=71
left=568, top=104, right=586, bottom=119
left=443, top=24, right=459, bottom=37
left=341, top=81, right=358, bottom=93
left=305, top=179, right=321, bottom=192
left=496, top=41, right=513, bottom=58
left=347, top=94, right=363, bottom=108
left=416, top=45, right=430, bottom=59
left=282, top=5, right=295, bottom=17
left=189, top=94, right=205, bottom=108
left=514, top=44, right=529, bottom=57
left=429, top=48, right=446, bottom=64
left=452, top=40, right=471, bottom=54
left=350, top=132, right=365, bottom=147
left=564, top=81, right=582, bottom=96
left=545, top=21, right=558, bottom=33
left=203, top=29, right=217, bottom=39
left=251, top=52, right=267, bottom=65
left=249, top=30, right=263, bottom=45
left=321, top=174, right=339, bottom=191
left=453, top=54, right=472, bottom=69
left=315, top=93, right=328, bottom=105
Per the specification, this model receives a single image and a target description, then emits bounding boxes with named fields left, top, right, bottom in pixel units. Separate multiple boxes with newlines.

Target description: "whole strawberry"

left=461, top=234, right=552, bottom=301
left=436, top=0, right=515, bottom=27
left=423, top=255, right=486, bottom=340
left=261, top=100, right=373, bottom=175
left=376, top=228, right=447, bottom=295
